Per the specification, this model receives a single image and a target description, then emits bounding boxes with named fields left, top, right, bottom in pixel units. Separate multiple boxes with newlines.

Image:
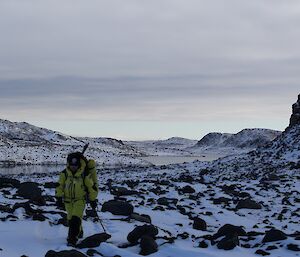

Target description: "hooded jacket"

left=56, top=158, right=98, bottom=202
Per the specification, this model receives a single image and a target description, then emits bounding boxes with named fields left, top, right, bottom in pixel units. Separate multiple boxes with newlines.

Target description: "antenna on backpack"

left=82, top=143, right=89, bottom=155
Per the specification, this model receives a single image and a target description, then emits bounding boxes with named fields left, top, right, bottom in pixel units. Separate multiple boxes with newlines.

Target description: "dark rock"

left=45, top=250, right=87, bottom=257
left=266, top=245, right=278, bottom=251
left=86, top=249, right=102, bottom=256
left=0, top=204, right=12, bottom=213
left=30, top=195, right=46, bottom=206
left=139, top=235, right=158, bottom=256
left=110, top=186, right=138, bottom=196
left=192, top=217, right=207, bottom=231
left=44, top=182, right=59, bottom=189
left=13, top=201, right=38, bottom=216
left=213, top=197, right=231, bottom=205
left=213, top=224, right=246, bottom=239
left=287, top=243, right=300, bottom=251
left=289, top=94, right=300, bottom=127
left=130, top=213, right=152, bottom=224
left=217, top=234, right=239, bottom=250
left=101, top=200, right=134, bottom=216
left=17, top=182, right=42, bottom=200
left=77, top=233, right=111, bottom=249
left=157, top=197, right=178, bottom=206
left=0, top=177, right=20, bottom=188
left=127, top=225, right=158, bottom=244
left=255, top=249, right=270, bottom=256
left=178, top=174, right=194, bottom=183
left=262, top=229, right=287, bottom=243
left=180, top=185, right=195, bottom=194
left=199, top=240, right=208, bottom=248
left=236, top=199, right=262, bottom=210
left=32, top=213, right=47, bottom=221
left=177, top=232, right=190, bottom=240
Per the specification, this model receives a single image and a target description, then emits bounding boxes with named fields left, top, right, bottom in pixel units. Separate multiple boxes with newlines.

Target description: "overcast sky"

left=0, top=0, right=299, bottom=140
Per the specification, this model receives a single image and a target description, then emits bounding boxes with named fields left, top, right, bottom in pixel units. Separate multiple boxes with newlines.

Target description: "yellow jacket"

left=56, top=158, right=98, bottom=202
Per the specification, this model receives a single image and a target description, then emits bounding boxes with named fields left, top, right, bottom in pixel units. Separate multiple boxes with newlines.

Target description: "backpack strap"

left=62, top=169, right=67, bottom=179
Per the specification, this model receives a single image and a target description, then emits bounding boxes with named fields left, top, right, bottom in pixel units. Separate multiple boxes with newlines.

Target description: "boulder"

left=101, top=200, right=134, bottom=216
left=180, top=185, right=196, bottom=194
left=127, top=225, right=158, bottom=244
left=213, top=224, right=246, bottom=239
left=130, top=213, right=152, bottom=224
left=255, top=249, right=270, bottom=256
left=0, top=178, right=20, bottom=188
left=217, top=234, right=239, bottom=250
left=77, top=233, right=111, bottom=249
left=192, top=217, right=207, bottom=231
left=110, top=186, right=138, bottom=196
left=262, top=229, right=287, bottom=243
left=236, top=199, right=262, bottom=210
left=213, top=197, right=231, bottom=205
left=157, top=197, right=178, bottom=206
left=44, top=182, right=59, bottom=189
left=140, top=235, right=158, bottom=256
left=17, top=182, right=42, bottom=200
left=287, top=243, right=300, bottom=251
left=45, top=250, right=87, bottom=257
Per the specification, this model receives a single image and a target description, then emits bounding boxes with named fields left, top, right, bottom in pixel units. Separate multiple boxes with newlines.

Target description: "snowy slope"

left=188, top=128, right=281, bottom=157
left=0, top=119, right=147, bottom=166
left=127, top=137, right=198, bottom=156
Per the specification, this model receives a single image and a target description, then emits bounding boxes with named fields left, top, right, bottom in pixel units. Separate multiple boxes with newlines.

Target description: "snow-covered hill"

left=188, top=128, right=281, bottom=156
left=126, top=137, right=198, bottom=156
left=0, top=119, right=146, bottom=166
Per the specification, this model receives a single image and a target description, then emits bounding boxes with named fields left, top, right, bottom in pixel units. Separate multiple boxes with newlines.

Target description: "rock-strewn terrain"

left=0, top=95, right=298, bottom=257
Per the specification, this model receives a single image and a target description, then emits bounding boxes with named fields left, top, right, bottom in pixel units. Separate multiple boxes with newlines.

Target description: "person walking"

left=56, top=152, right=98, bottom=246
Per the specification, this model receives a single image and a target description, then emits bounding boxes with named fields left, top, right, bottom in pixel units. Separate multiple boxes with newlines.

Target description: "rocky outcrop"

left=289, top=94, right=300, bottom=127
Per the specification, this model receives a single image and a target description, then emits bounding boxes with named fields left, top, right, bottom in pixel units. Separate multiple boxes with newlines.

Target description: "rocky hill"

left=127, top=137, right=198, bottom=156
left=0, top=119, right=146, bottom=166
left=208, top=95, right=300, bottom=178
left=188, top=128, right=281, bottom=157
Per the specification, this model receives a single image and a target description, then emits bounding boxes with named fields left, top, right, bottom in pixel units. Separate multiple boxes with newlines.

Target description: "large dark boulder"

left=127, top=225, right=158, bottom=244
left=262, top=229, right=287, bottom=243
left=236, top=199, right=262, bottom=210
left=140, top=235, right=158, bottom=256
left=213, top=224, right=246, bottom=239
left=217, top=234, right=239, bottom=250
left=45, top=250, right=87, bottom=257
left=76, top=233, right=111, bottom=249
left=101, top=200, right=134, bottom=216
left=192, top=217, right=207, bottom=231
left=17, top=182, right=42, bottom=200
left=0, top=178, right=20, bottom=188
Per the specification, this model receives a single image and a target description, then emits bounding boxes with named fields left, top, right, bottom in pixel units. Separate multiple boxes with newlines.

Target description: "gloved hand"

left=56, top=197, right=64, bottom=208
left=90, top=200, right=98, bottom=210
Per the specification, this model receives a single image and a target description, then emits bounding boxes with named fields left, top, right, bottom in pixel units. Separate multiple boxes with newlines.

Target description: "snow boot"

left=67, top=216, right=81, bottom=247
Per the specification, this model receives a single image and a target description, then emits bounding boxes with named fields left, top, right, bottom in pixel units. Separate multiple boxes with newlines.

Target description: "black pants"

left=68, top=216, right=81, bottom=244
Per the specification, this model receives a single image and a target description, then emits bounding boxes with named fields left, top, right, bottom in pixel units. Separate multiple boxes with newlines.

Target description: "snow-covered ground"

left=0, top=120, right=299, bottom=257
left=0, top=97, right=298, bottom=257
left=0, top=154, right=298, bottom=257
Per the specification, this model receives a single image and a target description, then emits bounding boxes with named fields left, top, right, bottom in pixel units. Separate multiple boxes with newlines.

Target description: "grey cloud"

left=0, top=0, right=299, bottom=126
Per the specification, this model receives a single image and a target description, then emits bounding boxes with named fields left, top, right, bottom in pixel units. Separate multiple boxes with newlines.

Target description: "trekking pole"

left=94, top=206, right=107, bottom=233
